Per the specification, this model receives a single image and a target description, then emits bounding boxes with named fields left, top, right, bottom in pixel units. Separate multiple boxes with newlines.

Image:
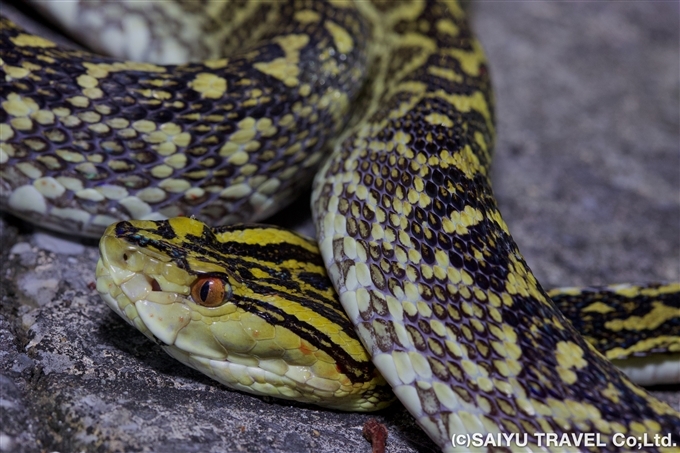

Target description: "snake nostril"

left=123, top=253, right=129, bottom=261
left=150, top=278, right=161, bottom=291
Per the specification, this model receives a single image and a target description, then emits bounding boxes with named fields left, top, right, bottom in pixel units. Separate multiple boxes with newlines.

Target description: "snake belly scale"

left=1, top=1, right=679, bottom=452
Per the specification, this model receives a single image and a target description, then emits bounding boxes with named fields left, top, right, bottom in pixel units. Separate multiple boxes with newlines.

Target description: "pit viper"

left=1, top=1, right=678, bottom=452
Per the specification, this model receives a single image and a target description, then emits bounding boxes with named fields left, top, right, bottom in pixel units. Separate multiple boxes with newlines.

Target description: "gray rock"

left=1, top=2, right=678, bottom=453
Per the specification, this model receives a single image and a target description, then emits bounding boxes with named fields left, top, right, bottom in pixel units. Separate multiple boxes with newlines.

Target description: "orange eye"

left=191, top=276, right=231, bottom=307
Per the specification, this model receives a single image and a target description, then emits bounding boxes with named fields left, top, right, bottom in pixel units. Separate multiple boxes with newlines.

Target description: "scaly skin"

left=311, top=1, right=680, bottom=451
left=1, top=1, right=370, bottom=235
left=1, top=1, right=678, bottom=451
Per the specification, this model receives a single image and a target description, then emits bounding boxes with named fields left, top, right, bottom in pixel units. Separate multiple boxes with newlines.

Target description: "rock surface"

left=1, top=2, right=678, bottom=453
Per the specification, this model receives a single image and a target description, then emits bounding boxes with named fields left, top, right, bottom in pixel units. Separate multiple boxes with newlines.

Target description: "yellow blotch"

left=20, top=61, right=41, bottom=71
left=172, top=132, right=190, bottom=147
left=298, top=84, right=311, bottom=97
left=547, top=286, right=583, bottom=297
left=2, top=93, right=38, bottom=117
left=83, top=61, right=165, bottom=79
left=325, top=21, right=353, bottom=54
left=642, top=419, right=661, bottom=433
left=429, top=90, right=491, bottom=128
left=443, top=40, right=487, bottom=76
left=605, top=302, right=678, bottom=331
left=387, top=85, right=428, bottom=120
left=582, top=301, right=615, bottom=314
left=109, top=62, right=165, bottom=73
left=150, top=165, right=173, bottom=179
left=160, top=122, right=181, bottom=136
left=606, top=335, right=679, bottom=359
left=556, top=368, right=577, bottom=385
left=453, top=145, right=482, bottom=178
left=0, top=125, right=14, bottom=142
left=505, top=273, right=526, bottom=298
left=4, top=65, right=30, bottom=79
left=107, top=118, right=129, bottom=129
left=436, top=19, right=460, bottom=37
left=424, top=112, right=454, bottom=128
left=442, top=205, right=483, bottom=235
left=461, top=359, right=481, bottom=378
left=294, top=10, right=320, bottom=24
left=84, top=87, right=104, bottom=99
left=56, top=149, right=85, bottom=163
left=503, top=324, right=517, bottom=343
left=67, top=96, right=89, bottom=108
left=601, top=383, right=621, bottom=404
left=189, top=73, right=227, bottom=99
left=488, top=208, right=510, bottom=234
left=256, top=117, right=277, bottom=137
left=488, top=292, right=502, bottom=307
left=136, top=88, right=172, bottom=100
left=253, top=34, right=309, bottom=87
left=132, top=120, right=156, bottom=133
left=167, top=217, right=206, bottom=238
left=227, top=117, right=259, bottom=144
left=611, top=285, right=642, bottom=299
left=204, top=58, right=229, bottom=69
left=474, top=130, right=490, bottom=157
left=427, top=66, right=463, bottom=83
left=226, top=150, right=248, bottom=166
left=555, top=341, right=587, bottom=384
left=239, top=117, right=256, bottom=130
left=165, top=154, right=187, bottom=168
left=77, top=74, right=98, bottom=89
left=640, top=282, right=680, bottom=296
left=11, top=34, right=56, bottom=48
left=406, top=188, right=420, bottom=206
left=565, top=400, right=602, bottom=423
left=83, top=63, right=110, bottom=79
left=393, top=130, right=412, bottom=145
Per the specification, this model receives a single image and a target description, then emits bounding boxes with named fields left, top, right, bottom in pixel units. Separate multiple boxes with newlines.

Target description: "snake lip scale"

left=1, top=1, right=679, bottom=452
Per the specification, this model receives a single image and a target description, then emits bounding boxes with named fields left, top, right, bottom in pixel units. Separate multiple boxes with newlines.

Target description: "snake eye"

left=191, top=276, right=232, bottom=307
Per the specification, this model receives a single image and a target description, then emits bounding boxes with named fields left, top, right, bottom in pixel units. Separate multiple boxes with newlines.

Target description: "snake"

left=1, top=1, right=679, bottom=452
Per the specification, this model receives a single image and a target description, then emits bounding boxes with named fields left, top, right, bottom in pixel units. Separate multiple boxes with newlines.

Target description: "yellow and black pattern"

left=96, top=217, right=393, bottom=411
left=311, top=1, right=680, bottom=451
left=3, top=0, right=680, bottom=452
left=1, top=1, right=369, bottom=236
left=549, top=283, right=680, bottom=360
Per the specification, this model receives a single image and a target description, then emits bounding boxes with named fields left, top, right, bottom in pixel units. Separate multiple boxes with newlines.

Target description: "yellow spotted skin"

left=96, top=217, right=393, bottom=411
left=3, top=1, right=679, bottom=452
left=549, top=283, right=680, bottom=361
left=0, top=2, right=368, bottom=236
left=548, top=284, right=680, bottom=387
left=310, top=2, right=680, bottom=452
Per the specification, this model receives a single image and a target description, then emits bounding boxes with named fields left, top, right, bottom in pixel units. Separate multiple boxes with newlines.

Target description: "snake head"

left=96, top=217, right=392, bottom=411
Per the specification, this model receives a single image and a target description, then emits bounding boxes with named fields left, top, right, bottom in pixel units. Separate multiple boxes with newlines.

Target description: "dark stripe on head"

left=233, top=294, right=376, bottom=383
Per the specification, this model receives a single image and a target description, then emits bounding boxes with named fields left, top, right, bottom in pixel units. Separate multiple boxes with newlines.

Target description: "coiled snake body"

left=1, top=1, right=679, bottom=451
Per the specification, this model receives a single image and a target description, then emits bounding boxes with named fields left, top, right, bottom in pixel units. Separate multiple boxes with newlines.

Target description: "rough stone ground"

left=1, top=2, right=678, bottom=453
